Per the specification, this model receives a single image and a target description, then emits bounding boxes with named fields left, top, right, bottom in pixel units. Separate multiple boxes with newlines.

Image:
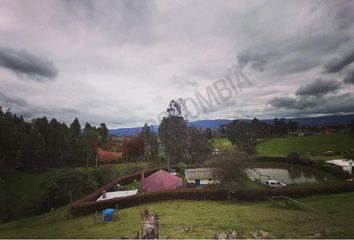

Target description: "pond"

left=245, top=163, right=334, bottom=185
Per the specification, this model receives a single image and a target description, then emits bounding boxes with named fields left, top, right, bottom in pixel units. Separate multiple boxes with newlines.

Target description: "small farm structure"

left=326, top=159, right=354, bottom=174
left=185, top=168, right=221, bottom=185
left=96, top=190, right=138, bottom=201
left=140, top=170, right=183, bottom=193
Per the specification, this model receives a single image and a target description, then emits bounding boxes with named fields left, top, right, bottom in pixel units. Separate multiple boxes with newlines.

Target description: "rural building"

left=326, top=159, right=354, bottom=174
left=185, top=168, right=221, bottom=185
left=140, top=170, right=183, bottom=193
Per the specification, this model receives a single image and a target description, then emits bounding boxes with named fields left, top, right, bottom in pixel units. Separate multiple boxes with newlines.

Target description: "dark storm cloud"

left=268, top=97, right=296, bottom=108
left=269, top=93, right=354, bottom=115
left=324, top=49, right=354, bottom=73
left=0, top=47, right=58, bottom=81
left=295, top=79, right=341, bottom=96
left=343, top=70, right=354, bottom=84
left=269, top=96, right=318, bottom=110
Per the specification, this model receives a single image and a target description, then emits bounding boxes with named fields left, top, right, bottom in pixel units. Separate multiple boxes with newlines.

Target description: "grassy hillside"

left=1, top=162, right=149, bottom=219
left=256, top=134, right=354, bottom=157
left=1, top=192, right=354, bottom=238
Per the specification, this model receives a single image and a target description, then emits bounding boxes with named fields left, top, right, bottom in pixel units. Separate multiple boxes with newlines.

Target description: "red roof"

left=140, top=170, right=183, bottom=193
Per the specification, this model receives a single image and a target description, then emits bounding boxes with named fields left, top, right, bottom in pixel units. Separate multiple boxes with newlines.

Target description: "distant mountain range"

left=109, top=114, right=354, bottom=136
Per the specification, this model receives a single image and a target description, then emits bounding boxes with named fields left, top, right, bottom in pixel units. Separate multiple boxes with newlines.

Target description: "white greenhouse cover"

left=96, top=189, right=138, bottom=201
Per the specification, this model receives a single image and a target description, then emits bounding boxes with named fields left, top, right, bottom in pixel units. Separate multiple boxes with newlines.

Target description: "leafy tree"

left=272, top=118, right=288, bottom=136
left=159, top=99, right=189, bottom=164
left=0, top=108, right=109, bottom=171
left=287, top=152, right=300, bottom=164
left=204, top=128, right=213, bottom=139
left=122, top=136, right=144, bottom=161
left=69, top=118, right=82, bottom=165
left=226, top=120, right=257, bottom=154
left=205, top=151, right=249, bottom=192
left=140, top=124, right=159, bottom=164
left=98, top=123, right=109, bottom=141
left=188, top=126, right=212, bottom=164
left=69, top=118, right=81, bottom=139
left=40, top=169, right=98, bottom=209
left=81, top=127, right=100, bottom=167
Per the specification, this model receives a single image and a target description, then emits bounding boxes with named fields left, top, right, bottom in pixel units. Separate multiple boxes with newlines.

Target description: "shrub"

left=205, top=151, right=249, bottom=191
left=176, top=162, right=188, bottom=175
left=287, top=152, right=300, bottom=164
left=40, top=169, right=99, bottom=210
left=91, top=166, right=118, bottom=186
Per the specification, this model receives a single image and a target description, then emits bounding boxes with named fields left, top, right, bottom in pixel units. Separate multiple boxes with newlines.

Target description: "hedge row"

left=254, top=156, right=287, bottom=162
left=70, top=163, right=354, bottom=217
left=70, top=188, right=228, bottom=217
left=71, top=177, right=354, bottom=217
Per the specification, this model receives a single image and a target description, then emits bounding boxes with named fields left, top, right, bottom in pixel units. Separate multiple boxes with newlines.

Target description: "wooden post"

left=115, top=204, right=118, bottom=221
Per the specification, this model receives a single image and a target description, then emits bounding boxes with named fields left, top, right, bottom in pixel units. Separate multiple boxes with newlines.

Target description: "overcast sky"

left=1, top=0, right=354, bottom=128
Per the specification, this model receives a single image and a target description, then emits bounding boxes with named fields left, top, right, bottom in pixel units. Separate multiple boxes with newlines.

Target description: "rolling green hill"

left=256, top=134, right=354, bottom=158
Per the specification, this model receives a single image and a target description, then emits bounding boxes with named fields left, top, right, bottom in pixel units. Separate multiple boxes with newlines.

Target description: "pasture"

left=1, top=192, right=354, bottom=238
left=256, top=134, right=354, bottom=158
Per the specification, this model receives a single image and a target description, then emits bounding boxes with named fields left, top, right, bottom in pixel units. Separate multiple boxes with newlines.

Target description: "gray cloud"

left=295, top=79, right=341, bottom=96
left=269, top=96, right=318, bottom=110
left=330, top=0, right=354, bottom=30
left=343, top=70, right=354, bottom=84
left=269, top=93, right=354, bottom=116
left=237, top=52, right=277, bottom=71
left=0, top=92, right=29, bottom=108
left=0, top=47, right=58, bottom=81
left=324, top=49, right=354, bottom=73
left=268, top=97, right=296, bottom=108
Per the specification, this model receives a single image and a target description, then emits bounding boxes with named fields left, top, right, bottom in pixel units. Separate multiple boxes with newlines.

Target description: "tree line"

left=0, top=107, right=108, bottom=175
left=219, top=118, right=299, bottom=154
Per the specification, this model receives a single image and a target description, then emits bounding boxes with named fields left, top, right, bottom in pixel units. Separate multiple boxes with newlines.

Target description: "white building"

left=326, top=159, right=354, bottom=174
left=185, top=168, right=221, bottom=185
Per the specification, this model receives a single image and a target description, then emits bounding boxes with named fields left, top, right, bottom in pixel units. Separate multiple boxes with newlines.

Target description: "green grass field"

left=1, top=192, right=354, bottom=238
left=212, top=138, right=233, bottom=151
left=256, top=134, right=354, bottom=157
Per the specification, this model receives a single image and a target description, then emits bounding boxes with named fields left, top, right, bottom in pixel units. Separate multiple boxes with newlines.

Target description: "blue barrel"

left=102, top=208, right=114, bottom=222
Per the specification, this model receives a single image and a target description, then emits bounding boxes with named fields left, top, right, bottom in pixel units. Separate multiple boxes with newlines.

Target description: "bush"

left=205, top=151, right=249, bottom=191
left=176, top=162, right=188, bottom=175
left=40, top=169, right=99, bottom=210
left=91, top=166, right=118, bottom=186
left=254, top=156, right=287, bottom=162
left=287, top=152, right=300, bottom=164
